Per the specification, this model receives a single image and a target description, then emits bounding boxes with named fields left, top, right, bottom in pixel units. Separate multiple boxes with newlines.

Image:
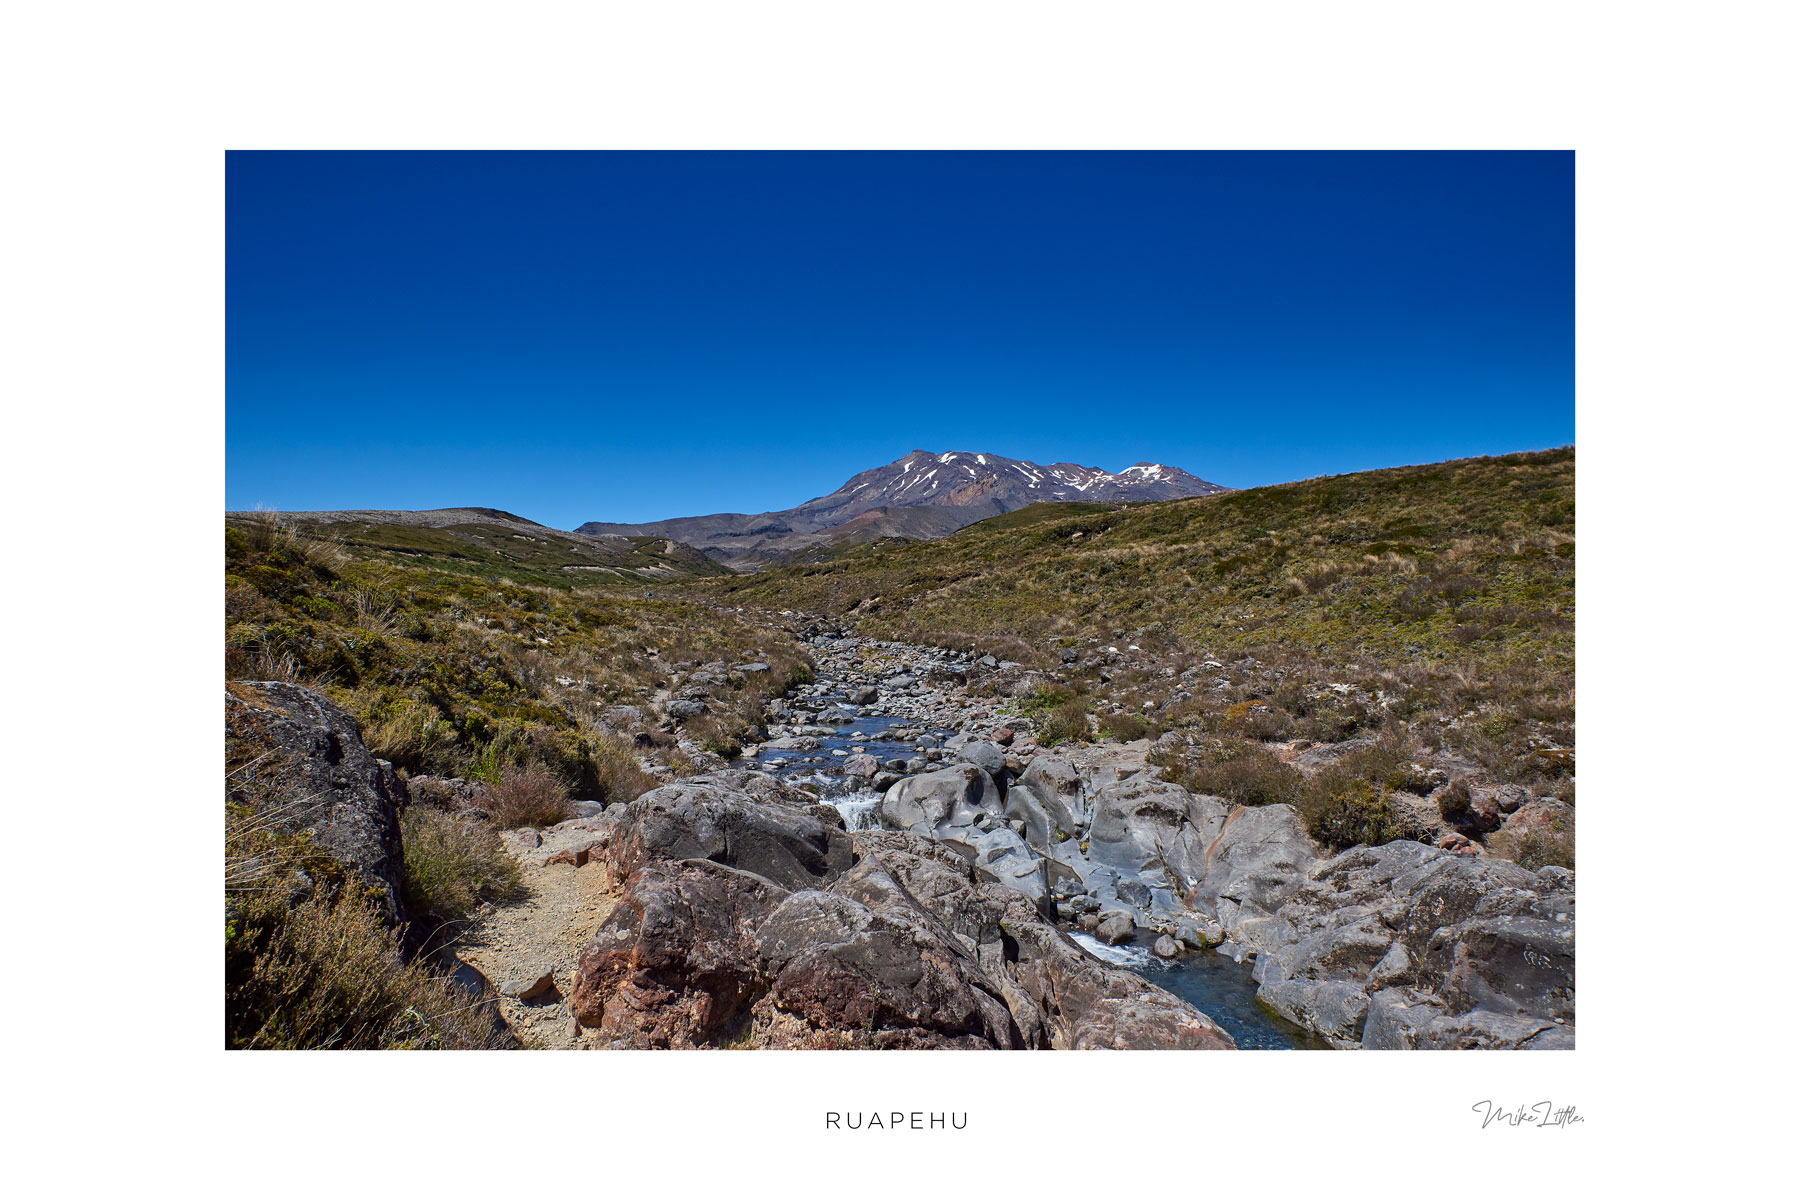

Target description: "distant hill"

left=227, top=507, right=729, bottom=584
left=578, top=450, right=1227, bottom=569
left=705, top=445, right=1575, bottom=793
left=709, top=447, right=1575, bottom=684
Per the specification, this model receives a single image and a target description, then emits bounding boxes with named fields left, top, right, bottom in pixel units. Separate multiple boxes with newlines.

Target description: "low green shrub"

left=1098, top=712, right=1151, bottom=742
left=687, top=713, right=744, bottom=759
left=400, top=806, right=523, bottom=922
left=477, top=762, right=572, bottom=828
left=1018, top=683, right=1076, bottom=716
left=1037, top=697, right=1090, bottom=746
left=1512, top=831, right=1576, bottom=871
left=1298, top=775, right=1406, bottom=849
left=1164, top=740, right=1304, bottom=808
left=1436, top=776, right=1473, bottom=821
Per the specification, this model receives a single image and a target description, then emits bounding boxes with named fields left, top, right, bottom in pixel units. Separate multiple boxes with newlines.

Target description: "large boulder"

left=570, top=857, right=789, bottom=1046
left=601, top=777, right=856, bottom=893
left=1003, top=784, right=1057, bottom=851
left=760, top=735, right=822, bottom=752
left=567, top=775, right=1235, bottom=1051
left=1486, top=797, right=1576, bottom=868
left=224, top=682, right=407, bottom=921
left=1188, top=802, right=1323, bottom=916
left=879, top=765, right=1002, bottom=837
left=1362, top=989, right=1573, bottom=1050
left=954, top=739, right=1009, bottom=781
left=1097, top=911, right=1136, bottom=945
left=1259, top=978, right=1371, bottom=1046
left=1011, top=754, right=1088, bottom=833
left=754, top=868, right=1021, bottom=1049
left=1086, top=775, right=1225, bottom=885
left=937, top=824, right=1052, bottom=913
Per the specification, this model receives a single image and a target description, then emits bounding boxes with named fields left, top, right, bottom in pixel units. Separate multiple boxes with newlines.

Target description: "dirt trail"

left=456, top=853, right=617, bottom=1050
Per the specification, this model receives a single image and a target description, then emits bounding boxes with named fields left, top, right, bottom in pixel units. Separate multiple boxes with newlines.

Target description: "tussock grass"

left=477, top=763, right=572, bottom=829
left=1160, top=740, right=1305, bottom=809
left=225, top=811, right=509, bottom=1050
left=710, top=449, right=1575, bottom=792
left=400, top=807, right=524, bottom=922
left=226, top=516, right=815, bottom=795
left=1037, top=698, right=1090, bottom=747
left=226, top=886, right=508, bottom=1050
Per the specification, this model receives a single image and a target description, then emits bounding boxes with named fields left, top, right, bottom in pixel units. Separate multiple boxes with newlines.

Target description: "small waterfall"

left=1069, top=931, right=1157, bottom=970
left=831, top=790, right=884, bottom=832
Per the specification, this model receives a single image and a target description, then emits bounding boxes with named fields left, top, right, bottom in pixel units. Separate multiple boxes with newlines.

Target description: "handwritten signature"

left=1472, top=1100, right=1584, bottom=1129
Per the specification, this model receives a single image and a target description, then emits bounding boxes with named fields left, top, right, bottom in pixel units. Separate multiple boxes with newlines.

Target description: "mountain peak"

left=578, top=450, right=1225, bottom=571
left=814, top=451, right=1220, bottom=507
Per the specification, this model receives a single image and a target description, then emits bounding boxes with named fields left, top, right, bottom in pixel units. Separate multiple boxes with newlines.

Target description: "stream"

left=751, top=683, right=1322, bottom=1049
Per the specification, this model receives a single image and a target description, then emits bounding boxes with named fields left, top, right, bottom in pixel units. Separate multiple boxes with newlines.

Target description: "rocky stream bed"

left=724, top=632, right=1575, bottom=1050
left=227, top=627, right=1576, bottom=1050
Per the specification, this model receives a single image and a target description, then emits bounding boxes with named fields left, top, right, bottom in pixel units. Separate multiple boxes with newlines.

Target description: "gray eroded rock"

left=955, top=739, right=1009, bottom=780
left=1252, top=841, right=1576, bottom=1050
left=1011, top=753, right=1088, bottom=832
left=1260, top=978, right=1371, bottom=1047
left=1097, top=911, right=1136, bottom=945
left=225, top=682, right=408, bottom=921
left=1086, top=775, right=1224, bottom=888
left=567, top=779, right=1235, bottom=1050
left=602, top=777, right=856, bottom=893
left=762, top=735, right=823, bottom=752
left=880, top=766, right=1002, bottom=837
left=1189, top=803, right=1322, bottom=916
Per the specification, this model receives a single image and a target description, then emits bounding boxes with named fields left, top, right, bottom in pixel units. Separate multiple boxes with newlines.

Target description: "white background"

left=4, top=1, right=1793, bottom=1194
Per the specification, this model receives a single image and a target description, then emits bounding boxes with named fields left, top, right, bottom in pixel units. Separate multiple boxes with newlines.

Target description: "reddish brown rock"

left=567, top=776, right=1238, bottom=1051
left=570, top=858, right=787, bottom=1047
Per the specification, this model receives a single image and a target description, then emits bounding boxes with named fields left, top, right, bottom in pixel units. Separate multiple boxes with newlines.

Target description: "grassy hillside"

left=712, top=448, right=1575, bottom=789
left=786, top=501, right=1125, bottom=567
left=224, top=514, right=816, bottom=1050
left=226, top=514, right=809, bottom=796
left=227, top=512, right=730, bottom=588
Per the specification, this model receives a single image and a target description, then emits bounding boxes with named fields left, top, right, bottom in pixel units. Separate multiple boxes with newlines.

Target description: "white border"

left=8, top=1, right=1791, bottom=1193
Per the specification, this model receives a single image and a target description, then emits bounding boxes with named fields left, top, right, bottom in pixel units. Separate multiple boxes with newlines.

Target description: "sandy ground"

left=456, top=855, right=618, bottom=1050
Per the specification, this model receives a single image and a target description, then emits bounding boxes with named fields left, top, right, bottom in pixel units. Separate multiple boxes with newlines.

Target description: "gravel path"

left=455, top=855, right=617, bottom=1050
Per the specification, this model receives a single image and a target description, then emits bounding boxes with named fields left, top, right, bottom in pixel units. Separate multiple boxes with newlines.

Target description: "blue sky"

left=227, top=151, right=1572, bottom=528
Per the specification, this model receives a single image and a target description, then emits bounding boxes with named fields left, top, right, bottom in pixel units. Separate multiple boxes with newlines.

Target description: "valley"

left=224, top=448, right=1574, bottom=1051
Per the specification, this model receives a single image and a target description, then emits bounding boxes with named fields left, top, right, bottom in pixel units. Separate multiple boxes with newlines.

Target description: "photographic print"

left=224, top=150, right=1574, bottom=1052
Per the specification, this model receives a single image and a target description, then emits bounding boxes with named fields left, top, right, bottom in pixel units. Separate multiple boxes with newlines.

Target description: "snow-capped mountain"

left=800, top=450, right=1223, bottom=520
left=578, top=450, right=1226, bottom=570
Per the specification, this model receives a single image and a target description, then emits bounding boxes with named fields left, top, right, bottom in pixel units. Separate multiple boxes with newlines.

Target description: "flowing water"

left=751, top=691, right=953, bottom=831
left=758, top=676, right=1324, bottom=1050
left=1069, top=933, right=1327, bottom=1050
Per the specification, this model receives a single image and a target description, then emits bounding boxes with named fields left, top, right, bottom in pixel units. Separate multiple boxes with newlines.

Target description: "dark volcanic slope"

left=230, top=507, right=729, bottom=583
left=579, top=450, right=1226, bottom=569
